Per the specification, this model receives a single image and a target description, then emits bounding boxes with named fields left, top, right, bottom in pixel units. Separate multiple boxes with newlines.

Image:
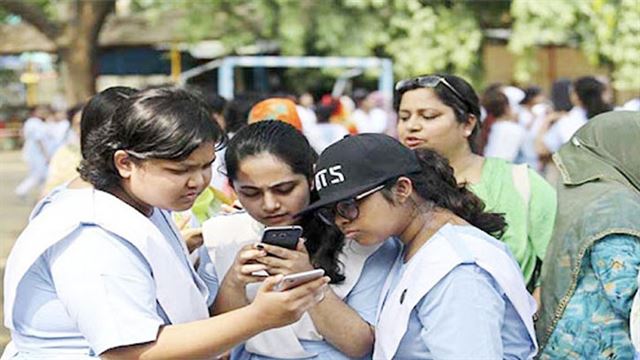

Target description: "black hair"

left=353, top=88, right=369, bottom=104
left=394, top=74, right=483, bottom=154
left=520, top=86, right=543, bottom=106
left=383, top=148, right=506, bottom=237
left=573, top=76, right=612, bottom=119
left=550, top=79, right=573, bottom=112
left=315, top=101, right=337, bottom=124
left=80, top=87, right=138, bottom=159
left=223, top=92, right=264, bottom=134
left=79, top=87, right=225, bottom=191
left=66, top=103, right=84, bottom=123
left=225, top=121, right=345, bottom=283
left=190, top=86, right=228, bottom=115
left=481, top=87, right=510, bottom=118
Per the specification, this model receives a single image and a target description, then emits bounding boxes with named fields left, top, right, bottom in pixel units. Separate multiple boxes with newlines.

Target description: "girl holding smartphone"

left=300, top=133, right=537, bottom=359
left=203, top=120, right=399, bottom=359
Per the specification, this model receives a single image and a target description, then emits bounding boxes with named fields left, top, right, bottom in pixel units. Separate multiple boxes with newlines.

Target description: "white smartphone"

left=273, top=269, right=325, bottom=292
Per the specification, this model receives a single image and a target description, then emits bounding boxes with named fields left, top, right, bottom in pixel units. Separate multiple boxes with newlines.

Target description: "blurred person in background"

left=517, top=86, right=550, bottom=172
left=30, top=86, right=138, bottom=219
left=531, top=78, right=573, bottom=180
left=41, top=103, right=84, bottom=197
left=319, top=94, right=358, bottom=134
left=537, top=111, right=640, bottom=359
left=248, top=97, right=304, bottom=132
left=368, top=90, right=398, bottom=137
left=305, top=98, right=349, bottom=153
left=351, top=88, right=388, bottom=134
left=202, top=91, right=228, bottom=132
left=476, top=83, right=503, bottom=153
left=481, top=86, right=525, bottom=162
left=536, top=76, right=613, bottom=157
left=14, top=106, right=53, bottom=199
left=224, top=93, right=262, bottom=137
left=518, top=86, right=547, bottom=129
left=395, top=74, right=557, bottom=299
left=296, top=92, right=318, bottom=130
left=46, top=107, right=70, bottom=155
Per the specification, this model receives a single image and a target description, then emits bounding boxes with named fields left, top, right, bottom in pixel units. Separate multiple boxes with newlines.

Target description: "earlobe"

left=113, top=150, right=134, bottom=179
left=464, top=115, right=477, bottom=137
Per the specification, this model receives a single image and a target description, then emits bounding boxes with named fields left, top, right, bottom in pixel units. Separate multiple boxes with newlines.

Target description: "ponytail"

left=398, top=148, right=506, bottom=237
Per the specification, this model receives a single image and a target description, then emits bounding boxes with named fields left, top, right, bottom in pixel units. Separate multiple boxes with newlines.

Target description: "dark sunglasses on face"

left=395, top=75, right=473, bottom=111
left=316, top=184, right=386, bottom=226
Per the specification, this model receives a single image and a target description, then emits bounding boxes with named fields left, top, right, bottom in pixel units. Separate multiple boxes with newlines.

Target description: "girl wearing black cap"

left=395, top=74, right=557, bottom=303
left=301, top=133, right=537, bottom=359
left=202, top=121, right=399, bottom=359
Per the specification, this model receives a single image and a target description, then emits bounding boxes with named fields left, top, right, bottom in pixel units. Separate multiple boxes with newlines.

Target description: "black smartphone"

left=260, top=226, right=303, bottom=250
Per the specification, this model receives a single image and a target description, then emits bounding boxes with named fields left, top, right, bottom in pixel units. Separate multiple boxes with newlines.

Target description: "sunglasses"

left=317, top=184, right=385, bottom=226
left=395, top=75, right=472, bottom=111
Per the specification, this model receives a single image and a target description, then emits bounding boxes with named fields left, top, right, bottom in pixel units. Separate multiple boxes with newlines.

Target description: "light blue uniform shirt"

left=232, top=239, right=401, bottom=360
left=386, top=254, right=533, bottom=359
left=9, top=208, right=218, bottom=359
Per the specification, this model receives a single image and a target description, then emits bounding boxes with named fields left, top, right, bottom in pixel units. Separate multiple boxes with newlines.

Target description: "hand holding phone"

left=261, top=226, right=303, bottom=250
left=273, top=269, right=325, bottom=292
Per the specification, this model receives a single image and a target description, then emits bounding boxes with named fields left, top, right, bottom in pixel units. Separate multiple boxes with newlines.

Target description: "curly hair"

left=383, top=148, right=506, bottom=237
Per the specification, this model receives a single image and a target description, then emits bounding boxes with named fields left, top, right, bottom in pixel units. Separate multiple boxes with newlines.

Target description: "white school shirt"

left=203, top=211, right=399, bottom=359
left=3, top=189, right=212, bottom=359
left=484, top=121, right=526, bottom=162
left=543, top=107, right=587, bottom=153
left=374, top=224, right=537, bottom=360
left=21, top=117, right=49, bottom=168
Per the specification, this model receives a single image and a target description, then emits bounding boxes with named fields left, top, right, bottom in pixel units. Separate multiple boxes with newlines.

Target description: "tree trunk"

left=58, top=43, right=95, bottom=104
left=0, top=0, right=114, bottom=105
left=57, top=1, right=114, bottom=104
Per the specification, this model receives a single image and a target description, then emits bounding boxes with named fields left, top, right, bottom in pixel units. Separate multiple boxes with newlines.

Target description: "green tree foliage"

left=510, top=0, right=640, bottom=90
left=176, top=0, right=485, bottom=81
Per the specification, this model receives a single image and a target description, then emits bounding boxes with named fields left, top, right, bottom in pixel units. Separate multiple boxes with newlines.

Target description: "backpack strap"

left=512, top=163, right=531, bottom=225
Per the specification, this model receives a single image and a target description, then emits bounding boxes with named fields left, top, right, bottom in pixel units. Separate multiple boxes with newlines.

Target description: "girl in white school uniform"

left=202, top=121, right=399, bottom=359
left=2, top=87, right=328, bottom=360
left=300, top=133, right=538, bottom=359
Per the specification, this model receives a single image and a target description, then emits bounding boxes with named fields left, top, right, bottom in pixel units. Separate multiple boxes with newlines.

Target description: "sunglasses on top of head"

left=395, top=75, right=473, bottom=111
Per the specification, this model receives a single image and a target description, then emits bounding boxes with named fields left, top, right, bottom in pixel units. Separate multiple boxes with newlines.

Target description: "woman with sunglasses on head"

left=202, top=120, right=399, bottom=359
left=301, top=133, right=538, bottom=359
left=395, top=74, right=557, bottom=300
left=2, top=88, right=328, bottom=360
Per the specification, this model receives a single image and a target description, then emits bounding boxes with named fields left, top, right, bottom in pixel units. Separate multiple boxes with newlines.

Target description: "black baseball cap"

left=298, top=133, right=422, bottom=215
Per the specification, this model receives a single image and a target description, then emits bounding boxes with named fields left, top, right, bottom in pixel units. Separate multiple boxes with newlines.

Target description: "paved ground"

left=0, top=150, right=34, bottom=352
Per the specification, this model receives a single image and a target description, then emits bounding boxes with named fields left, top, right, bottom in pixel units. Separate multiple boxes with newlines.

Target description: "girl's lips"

left=342, top=229, right=360, bottom=238
left=403, top=137, right=425, bottom=148
left=182, top=192, right=198, bottom=201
